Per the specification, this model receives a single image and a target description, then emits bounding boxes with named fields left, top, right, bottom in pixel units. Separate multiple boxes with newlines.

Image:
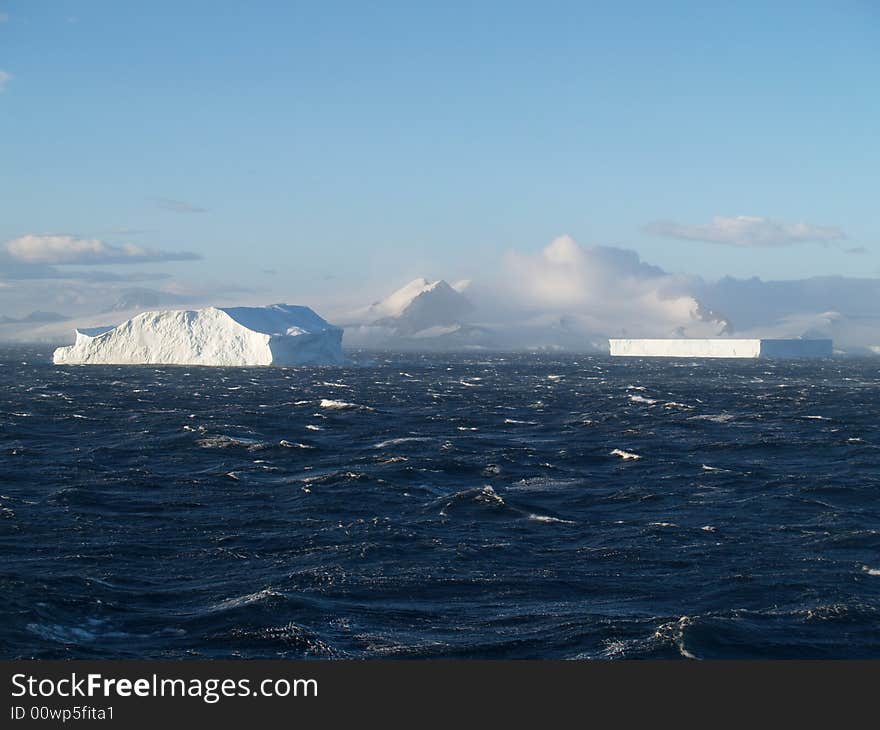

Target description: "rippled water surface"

left=2, top=346, right=879, bottom=658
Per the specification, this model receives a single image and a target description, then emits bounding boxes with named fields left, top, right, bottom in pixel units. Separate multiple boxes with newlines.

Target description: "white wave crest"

left=611, top=448, right=641, bottom=460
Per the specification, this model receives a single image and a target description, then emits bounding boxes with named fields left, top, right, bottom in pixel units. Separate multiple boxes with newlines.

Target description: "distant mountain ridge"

left=350, top=278, right=473, bottom=335
left=0, top=311, right=68, bottom=325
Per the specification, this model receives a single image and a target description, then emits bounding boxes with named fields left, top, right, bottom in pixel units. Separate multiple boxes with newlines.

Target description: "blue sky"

left=1, top=1, right=878, bottom=307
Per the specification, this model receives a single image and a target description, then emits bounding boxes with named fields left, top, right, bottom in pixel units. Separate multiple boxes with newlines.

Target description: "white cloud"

left=0, top=70, right=11, bottom=91
left=644, top=215, right=846, bottom=247
left=475, top=235, right=880, bottom=350
left=5, top=234, right=200, bottom=265
left=498, top=235, right=727, bottom=339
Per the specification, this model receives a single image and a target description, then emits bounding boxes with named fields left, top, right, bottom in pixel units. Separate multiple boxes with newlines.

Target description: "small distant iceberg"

left=53, top=304, right=345, bottom=366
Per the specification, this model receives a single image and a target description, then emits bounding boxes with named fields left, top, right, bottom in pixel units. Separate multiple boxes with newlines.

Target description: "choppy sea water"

left=1, top=345, right=879, bottom=659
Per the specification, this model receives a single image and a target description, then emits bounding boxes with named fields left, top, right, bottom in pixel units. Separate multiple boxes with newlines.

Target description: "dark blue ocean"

left=2, top=345, right=879, bottom=659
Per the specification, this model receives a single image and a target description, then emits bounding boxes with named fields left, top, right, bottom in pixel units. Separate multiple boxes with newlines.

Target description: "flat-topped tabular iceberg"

left=53, top=304, right=345, bottom=366
left=608, top=338, right=833, bottom=358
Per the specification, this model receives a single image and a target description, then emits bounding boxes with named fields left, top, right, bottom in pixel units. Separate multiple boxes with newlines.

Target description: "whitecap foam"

left=196, top=435, right=264, bottom=449
left=651, top=616, right=697, bottom=660
left=599, top=639, right=639, bottom=658
left=701, top=464, right=732, bottom=473
left=320, top=398, right=373, bottom=411
left=527, top=513, right=575, bottom=524
left=628, top=394, right=658, bottom=405
left=374, top=436, right=432, bottom=449
left=210, top=588, right=283, bottom=612
left=664, top=401, right=692, bottom=409
left=610, top=448, right=641, bottom=460
left=378, top=456, right=408, bottom=464
left=690, top=413, right=735, bottom=423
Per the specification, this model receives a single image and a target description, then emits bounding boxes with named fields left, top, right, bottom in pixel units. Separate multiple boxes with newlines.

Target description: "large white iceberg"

left=53, top=304, right=345, bottom=366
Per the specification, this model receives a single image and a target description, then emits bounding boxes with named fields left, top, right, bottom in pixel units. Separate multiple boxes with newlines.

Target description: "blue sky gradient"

left=1, top=1, right=878, bottom=303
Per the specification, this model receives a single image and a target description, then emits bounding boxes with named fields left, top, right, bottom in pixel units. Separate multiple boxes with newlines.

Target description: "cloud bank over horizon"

left=5, top=234, right=200, bottom=266
left=489, top=235, right=880, bottom=350
left=490, top=235, right=728, bottom=344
